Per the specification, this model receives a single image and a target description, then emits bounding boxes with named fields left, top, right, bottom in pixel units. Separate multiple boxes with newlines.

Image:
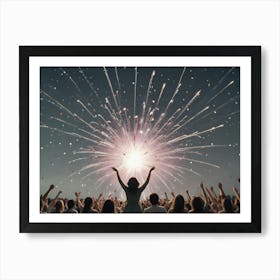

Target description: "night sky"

left=40, top=67, right=240, bottom=200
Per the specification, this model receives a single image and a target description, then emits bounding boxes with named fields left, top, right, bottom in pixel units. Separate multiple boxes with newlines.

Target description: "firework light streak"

left=40, top=67, right=237, bottom=196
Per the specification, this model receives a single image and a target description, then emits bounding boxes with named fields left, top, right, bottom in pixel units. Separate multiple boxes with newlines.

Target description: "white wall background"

left=0, top=0, right=279, bottom=279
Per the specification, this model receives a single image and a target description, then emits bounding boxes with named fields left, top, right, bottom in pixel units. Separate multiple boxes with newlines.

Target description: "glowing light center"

left=123, top=147, right=147, bottom=171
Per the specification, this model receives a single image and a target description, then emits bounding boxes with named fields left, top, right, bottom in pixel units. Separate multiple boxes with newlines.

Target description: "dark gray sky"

left=40, top=67, right=240, bottom=199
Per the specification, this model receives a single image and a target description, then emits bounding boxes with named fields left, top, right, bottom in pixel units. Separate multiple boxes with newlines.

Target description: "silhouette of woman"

left=112, top=167, right=155, bottom=213
left=168, top=194, right=188, bottom=213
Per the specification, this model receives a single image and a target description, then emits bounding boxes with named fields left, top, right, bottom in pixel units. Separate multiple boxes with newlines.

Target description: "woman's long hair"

left=169, top=195, right=186, bottom=213
left=127, top=177, right=140, bottom=194
left=101, top=199, right=115, bottom=213
left=191, top=196, right=204, bottom=213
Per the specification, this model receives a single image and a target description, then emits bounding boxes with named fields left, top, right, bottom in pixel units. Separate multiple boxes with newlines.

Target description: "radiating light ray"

left=149, top=108, right=181, bottom=139
left=210, top=67, right=235, bottom=92
left=214, top=97, right=238, bottom=111
left=49, top=117, right=106, bottom=142
left=60, top=67, right=82, bottom=94
left=79, top=160, right=114, bottom=173
left=103, top=67, right=120, bottom=110
left=206, top=80, right=235, bottom=105
left=155, top=82, right=166, bottom=108
left=76, top=99, right=96, bottom=120
left=41, top=90, right=97, bottom=133
left=225, top=110, right=240, bottom=118
left=78, top=67, right=100, bottom=100
left=41, top=125, right=99, bottom=145
left=115, top=67, right=121, bottom=92
left=160, top=67, right=185, bottom=118
left=184, top=144, right=227, bottom=150
left=166, top=106, right=210, bottom=139
left=183, top=158, right=220, bottom=168
left=144, top=70, right=156, bottom=118
left=153, top=172, right=173, bottom=191
left=68, top=157, right=90, bottom=164
left=172, top=90, right=201, bottom=123
left=199, top=96, right=238, bottom=122
left=134, top=67, right=137, bottom=118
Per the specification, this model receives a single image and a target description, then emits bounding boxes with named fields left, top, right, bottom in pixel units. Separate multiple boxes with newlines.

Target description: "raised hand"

left=113, top=167, right=126, bottom=190
left=218, top=182, right=226, bottom=199
left=209, top=185, right=218, bottom=200
left=233, top=186, right=240, bottom=201
left=97, top=193, right=103, bottom=201
left=47, top=190, right=62, bottom=212
left=200, top=182, right=209, bottom=204
left=139, top=167, right=155, bottom=192
left=42, top=184, right=56, bottom=201
left=42, top=197, right=48, bottom=207
left=75, top=192, right=81, bottom=197
left=186, top=190, right=191, bottom=202
left=233, top=186, right=239, bottom=193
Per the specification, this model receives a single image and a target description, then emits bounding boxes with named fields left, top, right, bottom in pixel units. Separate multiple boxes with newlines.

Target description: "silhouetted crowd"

left=40, top=180, right=240, bottom=214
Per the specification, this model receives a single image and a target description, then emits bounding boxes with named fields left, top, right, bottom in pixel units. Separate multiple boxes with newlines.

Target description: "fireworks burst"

left=40, top=67, right=240, bottom=197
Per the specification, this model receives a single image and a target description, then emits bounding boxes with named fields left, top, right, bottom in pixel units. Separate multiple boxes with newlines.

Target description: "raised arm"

left=210, top=186, right=218, bottom=202
left=47, top=190, right=62, bottom=212
left=218, top=182, right=226, bottom=199
left=42, top=184, right=55, bottom=201
left=233, top=178, right=240, bottom=201
left=75, top=192, right=84, bottom=210
left=112, top=167, right=127, bottom=190
left=164, top=191, right=169, bottom=201
left=205, top=187, right=214, bottom=202
left=233, top=186, right=240, bottom=201
left=139, top=167, right=155, bottom=192
left=186, top=190, right=191, bottom=203
left=96, top=193, right=103, bottom=201
left=199, top=182, right=209, bottom=205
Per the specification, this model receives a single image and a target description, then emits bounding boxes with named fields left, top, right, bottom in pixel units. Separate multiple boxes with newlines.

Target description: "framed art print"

left=19, top=46, right=261, bottom=233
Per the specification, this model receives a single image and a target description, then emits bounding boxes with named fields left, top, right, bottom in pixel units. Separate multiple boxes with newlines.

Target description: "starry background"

left=40, top=67, right=240, bottom=199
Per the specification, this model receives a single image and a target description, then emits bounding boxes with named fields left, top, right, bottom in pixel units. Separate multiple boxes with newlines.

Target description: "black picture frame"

left=20, top=46, right=261, bottom=233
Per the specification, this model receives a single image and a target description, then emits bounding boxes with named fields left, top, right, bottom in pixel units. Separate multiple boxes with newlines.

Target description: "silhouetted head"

left=55, top=200, right=65, bottom=213
left=101, top=199, right=115, bottom=213
left=127, top=177, right=140, bottom=193
left=84, top=197, right=93, bottom=210
left=223, top=198, right=234, bottom=213
left=68, top=199, right=75, bottom=209
left=149, top=193, right=159, bottom=205
left=191, top=196, right=204, bottom=213
left=171, top=194, right=186, bottom=212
